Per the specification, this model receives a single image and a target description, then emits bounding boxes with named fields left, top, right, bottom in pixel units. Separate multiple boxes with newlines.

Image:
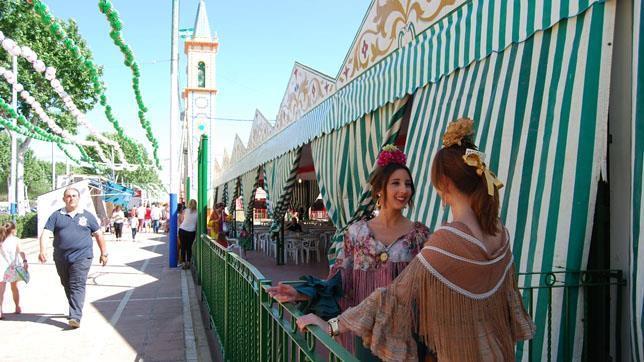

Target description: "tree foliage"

left=0, top=132, right=81, bottom=200
left=0, top=0, right=101, bottom=132
left=83, top=132, right=161, bottom=189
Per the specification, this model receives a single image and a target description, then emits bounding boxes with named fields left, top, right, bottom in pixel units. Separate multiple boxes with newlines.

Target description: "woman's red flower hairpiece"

left=377, top=144, right=407, bottom=167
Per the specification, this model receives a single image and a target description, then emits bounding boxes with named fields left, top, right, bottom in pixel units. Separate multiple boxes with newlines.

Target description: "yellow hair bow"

left=462, top=150, right=504, bottom=196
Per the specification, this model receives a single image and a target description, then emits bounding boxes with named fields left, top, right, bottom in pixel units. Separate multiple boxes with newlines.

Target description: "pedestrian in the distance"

left=0, top=221, right=28, bottom=319
left=38, top=187, right=108, bottom=329
left=111, top=205, right=125, bottom=242
left=129, top=214, right=139, bottom=241
left=136, top=204, right=146, bottom=233
left=151, top=203, right=162, bottom=233
left=144, top=204, right=152, bottom=233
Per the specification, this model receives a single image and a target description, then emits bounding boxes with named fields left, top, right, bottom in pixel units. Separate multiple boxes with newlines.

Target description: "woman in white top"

left=178, top=199, right=198, bottom=269
left=111, top=205, right=126, bottom=241
left=0, top=222, right=27, bottom=319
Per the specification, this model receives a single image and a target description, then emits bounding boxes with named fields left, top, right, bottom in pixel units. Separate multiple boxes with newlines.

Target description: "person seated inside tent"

left=286, top=217, right=303, bottom=232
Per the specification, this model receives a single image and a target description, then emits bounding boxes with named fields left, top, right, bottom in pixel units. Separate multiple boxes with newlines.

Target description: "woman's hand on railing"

left=297, top=313, right=326, bottom=333
left=267, top=283, right=310, bottom=303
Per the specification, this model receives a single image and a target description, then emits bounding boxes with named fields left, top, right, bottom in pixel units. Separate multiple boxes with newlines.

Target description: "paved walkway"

left=0, top=232, right=212, bottom=362
left=244, top=250, right=329, bottom=284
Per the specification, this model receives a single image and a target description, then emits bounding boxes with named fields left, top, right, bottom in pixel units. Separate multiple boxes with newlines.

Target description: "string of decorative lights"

left=0, top=67, right=113, bottom=166
left=28, top=0, right=151, bottom=168
left=98, top=0, right=160, bottom=168
left=0, top=31, right=135, bottom=170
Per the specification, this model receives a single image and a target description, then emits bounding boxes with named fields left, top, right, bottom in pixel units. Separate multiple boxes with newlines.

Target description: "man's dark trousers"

left=54, top=255, right=93, bottom=320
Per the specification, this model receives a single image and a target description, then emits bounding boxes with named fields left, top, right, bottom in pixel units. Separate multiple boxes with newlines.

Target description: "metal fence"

left=194, top=236, right=624, bottom=362
left=517, top=270, right=625, bottom=362
left=195, top=234, right=358, bottom=362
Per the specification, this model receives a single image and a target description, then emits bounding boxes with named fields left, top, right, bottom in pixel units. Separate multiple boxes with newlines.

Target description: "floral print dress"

left=0, top=235, right=20, bottom=283
left=329, top=219, right=431, bottom=356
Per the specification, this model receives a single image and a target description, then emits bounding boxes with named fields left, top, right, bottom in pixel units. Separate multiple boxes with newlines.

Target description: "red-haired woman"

left=298, top=118, right=536, bottom=361
left=269, top=145, right=430, bottom=360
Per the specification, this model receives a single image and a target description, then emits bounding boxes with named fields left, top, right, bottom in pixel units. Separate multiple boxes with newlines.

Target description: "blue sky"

left=32, top=0, right=370, bottom=186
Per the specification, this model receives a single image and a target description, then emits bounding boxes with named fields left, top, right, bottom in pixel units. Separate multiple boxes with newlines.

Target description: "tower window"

left=198, top=62, right=206, bottom=88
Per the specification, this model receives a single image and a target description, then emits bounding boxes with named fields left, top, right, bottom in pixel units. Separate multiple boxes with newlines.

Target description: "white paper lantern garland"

left=0, top=32, right=136, bottom=170
left=0, top=66, right=109, bottom=164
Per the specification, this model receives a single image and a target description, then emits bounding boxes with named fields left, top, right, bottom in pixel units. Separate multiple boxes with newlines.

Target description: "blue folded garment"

left=293, top=272, right=343, bottom=320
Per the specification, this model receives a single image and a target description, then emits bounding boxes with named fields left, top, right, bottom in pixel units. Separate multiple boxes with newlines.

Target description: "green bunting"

left=97, top=0, right=160, bottom=168
left=30, top=0, right=154, bottom=169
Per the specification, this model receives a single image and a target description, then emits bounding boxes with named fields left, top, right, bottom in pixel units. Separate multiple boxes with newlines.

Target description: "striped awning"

left=404, top=2, right=613, bottom=360
left=213, top=0, right=605, bottom=189
left=240, top=167, right=260, bottom=222
left=312, top=97, right=409, bottom=266
left=221, top=182, right=228, bottom=207
left=215, top=102, right=330, bottom=186
left=263, top=148, right=302, bottom=221
left=631, top=1, right=644, bottom=359
left=229, top=178, right=240, bottom=213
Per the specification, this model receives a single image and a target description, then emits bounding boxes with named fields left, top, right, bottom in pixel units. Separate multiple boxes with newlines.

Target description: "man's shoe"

left=68, top=319, right=81, bottom=329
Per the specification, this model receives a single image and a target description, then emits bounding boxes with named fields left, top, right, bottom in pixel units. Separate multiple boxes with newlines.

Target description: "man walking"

left=136, top=203, right=146, bottom=233
left=38, top=187, right=108, bottom=329
left=150, top=203, right=162, bottom=233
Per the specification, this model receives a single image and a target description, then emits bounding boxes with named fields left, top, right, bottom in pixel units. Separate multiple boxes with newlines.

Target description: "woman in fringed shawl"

left=269, top=145, right=431, bottom=360
left=298, top=118, right=536, bottom=361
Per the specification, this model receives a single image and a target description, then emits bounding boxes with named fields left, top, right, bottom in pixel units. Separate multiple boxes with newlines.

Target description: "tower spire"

left=192, top=0, right=212, bottom=40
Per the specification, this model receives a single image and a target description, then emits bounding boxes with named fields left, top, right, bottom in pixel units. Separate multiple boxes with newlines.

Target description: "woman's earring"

left=376, top=194, right=381, bottom=208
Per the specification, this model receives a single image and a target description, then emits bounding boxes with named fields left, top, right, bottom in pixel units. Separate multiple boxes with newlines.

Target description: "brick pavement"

left=244, top=250, right=329, bottom=285
left=0, top=232, right=212, bottom=362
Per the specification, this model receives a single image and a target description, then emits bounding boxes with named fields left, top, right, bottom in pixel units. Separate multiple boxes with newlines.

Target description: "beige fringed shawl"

left=338, top=222, right=536, bottom=361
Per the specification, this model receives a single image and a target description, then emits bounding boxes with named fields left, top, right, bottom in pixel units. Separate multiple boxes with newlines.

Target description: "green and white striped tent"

left=239, top=167, right=261, bottom=223
left=209, top=0, right=644, bottom=359
left=312, top=97, right=409, bottom=263
left=263, top=148, right=301, bottom=222
left=404, top=3, right=613, bottom=359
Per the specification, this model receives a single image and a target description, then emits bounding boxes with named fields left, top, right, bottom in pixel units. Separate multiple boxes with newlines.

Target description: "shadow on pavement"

left=2, top=313, right=70, bottom=329
left=89, top=234, right=186, bottom=361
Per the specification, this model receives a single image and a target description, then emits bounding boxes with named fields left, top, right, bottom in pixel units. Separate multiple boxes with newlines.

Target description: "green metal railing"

left=517, top=270, right=625, bottom=362
left=193, top=240, right=624, bottom=362
left=196, top=234, right=358, bottom=362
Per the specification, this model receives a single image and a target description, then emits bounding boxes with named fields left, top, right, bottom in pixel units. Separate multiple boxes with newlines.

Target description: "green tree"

left=0, top=0, right=101, bottom=206
left=83, top=132, right=161, bottom=189
left=0, top=0, right=101, bottom=129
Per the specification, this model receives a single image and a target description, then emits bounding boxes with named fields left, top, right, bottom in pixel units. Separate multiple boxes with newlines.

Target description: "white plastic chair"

left=302, top=237, right=321, bottom=263
left=284, top=238, right=302, bottom=264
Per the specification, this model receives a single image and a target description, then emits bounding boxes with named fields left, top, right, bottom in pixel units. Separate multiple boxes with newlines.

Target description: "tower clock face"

left=195, top=112, right=208, bottom=134
left=195, top=96, right=209, bottom=109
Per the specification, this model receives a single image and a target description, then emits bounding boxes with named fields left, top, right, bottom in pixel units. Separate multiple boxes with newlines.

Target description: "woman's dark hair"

left=431, top=121, right=501, bottom=235
left=369, top=163, right=415, bottom=210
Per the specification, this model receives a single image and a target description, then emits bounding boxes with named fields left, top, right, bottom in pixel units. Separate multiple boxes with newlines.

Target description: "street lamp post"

left=168, top=0, right=180, bottom=268
left=9, top=54, right=18, bottom=217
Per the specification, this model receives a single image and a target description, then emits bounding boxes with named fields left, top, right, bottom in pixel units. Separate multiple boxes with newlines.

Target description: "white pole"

left=168, top=0, right=180, bottom=267
left=170, top=0, right=180, bottom=196
left=51, top=142, right=56, bottom=189
left=9, top=54, right=17, bottom=217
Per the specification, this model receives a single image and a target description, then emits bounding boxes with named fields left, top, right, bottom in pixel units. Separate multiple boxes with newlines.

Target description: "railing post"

left=223, top=251, right=230, bottom=360
left=278, top=219, right=285, bottom=265
left=197, top=135, right=208, bottom=283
